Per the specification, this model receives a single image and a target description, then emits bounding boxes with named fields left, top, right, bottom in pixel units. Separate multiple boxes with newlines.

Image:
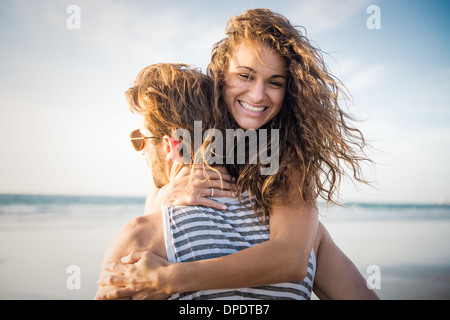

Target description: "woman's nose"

left=248, top=81, right=265, bottom=103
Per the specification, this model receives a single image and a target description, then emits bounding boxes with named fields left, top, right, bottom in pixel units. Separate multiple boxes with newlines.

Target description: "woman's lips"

left=238, top=100, right=268, bottom=114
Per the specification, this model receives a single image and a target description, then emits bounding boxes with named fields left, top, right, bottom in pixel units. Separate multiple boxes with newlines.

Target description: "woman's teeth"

left=239, top=101, right=266, bottom=113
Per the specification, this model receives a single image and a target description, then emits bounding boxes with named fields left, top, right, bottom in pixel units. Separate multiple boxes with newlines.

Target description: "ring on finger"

left=210, top=187, right=214, bottom=197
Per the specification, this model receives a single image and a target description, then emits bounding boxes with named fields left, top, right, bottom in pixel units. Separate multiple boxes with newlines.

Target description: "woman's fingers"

left=121, top=251, right=146, bottom=264
left=195, top=197, right=228, bottom=210
left=98, top=275, right=126, bottom=286
left=192, top=165, right=236, bottom=183
left=192, top=173, right=236, bottom=191
left=96, top=287, right=135, bottom=300
left=101, top=261, right=127, bottom=273
left=176, top=189, right=232, bottom=210
left=176, top=166, right=236, bottom=189
left=204, top=187, right=235, bottom=198
left=210, top=180, right=236, bottom=191
left=195, top=188, right=238, bottom=209
left=168, top=165, right=237, bottom=209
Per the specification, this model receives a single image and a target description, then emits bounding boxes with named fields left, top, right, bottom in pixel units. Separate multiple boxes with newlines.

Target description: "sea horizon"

left=1, top=192, right=450, bottom=224
left=1, top=192, right=449, bottom=206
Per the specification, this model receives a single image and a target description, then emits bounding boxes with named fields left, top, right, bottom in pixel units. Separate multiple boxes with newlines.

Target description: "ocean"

left=0, top=193, right=146, bottom=228
left=1, top=193, right=450, bottom=224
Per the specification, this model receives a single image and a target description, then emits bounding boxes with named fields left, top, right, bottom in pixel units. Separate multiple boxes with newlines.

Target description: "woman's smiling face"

left=224, top=41, right=288, bottom=130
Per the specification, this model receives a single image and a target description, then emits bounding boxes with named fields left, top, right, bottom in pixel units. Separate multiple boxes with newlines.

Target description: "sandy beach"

left=321, top=219, right=450, bottom=299
left=0, top=214, right=449, bottom=300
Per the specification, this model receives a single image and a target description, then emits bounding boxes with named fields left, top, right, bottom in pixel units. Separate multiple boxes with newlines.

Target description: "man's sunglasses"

left=130, top=129, right=159, bottom=151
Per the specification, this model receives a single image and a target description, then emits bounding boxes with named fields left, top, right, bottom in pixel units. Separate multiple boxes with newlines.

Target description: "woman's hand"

left=96, top=251, right=174, bottom=300
left=152, top=163, right=236, bottom=211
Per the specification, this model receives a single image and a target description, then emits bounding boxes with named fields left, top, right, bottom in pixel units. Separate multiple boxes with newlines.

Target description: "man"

left=95, top=63, right=378, bottom=300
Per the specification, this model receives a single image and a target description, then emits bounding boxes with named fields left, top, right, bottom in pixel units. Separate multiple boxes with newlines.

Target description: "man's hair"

left=126, top=63, right=214, bottom=138
left=125, top=63, right=215, bottom=163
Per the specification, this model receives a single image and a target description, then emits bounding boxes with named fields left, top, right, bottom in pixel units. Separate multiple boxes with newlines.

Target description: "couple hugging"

left=95, top=8, right=378, bottom=300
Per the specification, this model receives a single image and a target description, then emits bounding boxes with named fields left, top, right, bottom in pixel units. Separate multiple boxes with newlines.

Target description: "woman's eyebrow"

left=237, top=66, right=287, bottom=79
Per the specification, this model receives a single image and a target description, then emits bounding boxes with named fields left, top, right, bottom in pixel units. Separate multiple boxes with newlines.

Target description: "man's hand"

left=96, top=251, right=173, bottom=300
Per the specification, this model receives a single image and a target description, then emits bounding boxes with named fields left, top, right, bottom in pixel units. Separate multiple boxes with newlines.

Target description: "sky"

left=0, top=0, right=449, bottom=204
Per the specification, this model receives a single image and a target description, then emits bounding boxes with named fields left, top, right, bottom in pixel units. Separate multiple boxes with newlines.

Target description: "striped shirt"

left=162, top=196, right=316, bottom=300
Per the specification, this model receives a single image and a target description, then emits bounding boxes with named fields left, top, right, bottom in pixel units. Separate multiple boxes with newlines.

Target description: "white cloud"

left=64, top=1, right=224, bottom=69
left=346, top=63, right=385, bottom=93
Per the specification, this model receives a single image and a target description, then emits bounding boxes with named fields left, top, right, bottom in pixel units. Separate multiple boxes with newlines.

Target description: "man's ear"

left=162, top=135, right=180, bottom=162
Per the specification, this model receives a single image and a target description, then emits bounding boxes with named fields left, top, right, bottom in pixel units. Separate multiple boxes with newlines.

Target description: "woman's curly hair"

left=207, top=8, right=373, bottom=220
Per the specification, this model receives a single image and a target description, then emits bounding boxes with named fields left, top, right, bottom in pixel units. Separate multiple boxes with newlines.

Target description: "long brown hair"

left=207, top=9, right=373, bottom=219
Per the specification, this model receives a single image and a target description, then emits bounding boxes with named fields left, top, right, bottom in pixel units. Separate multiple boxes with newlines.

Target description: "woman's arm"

left=313, top=223, right=379, bottom=300
left=169, top=199, right=317, bottom=293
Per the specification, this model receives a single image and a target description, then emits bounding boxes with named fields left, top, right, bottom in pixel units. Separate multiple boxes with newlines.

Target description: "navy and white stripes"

left=162, top=196, right=316, bottom=300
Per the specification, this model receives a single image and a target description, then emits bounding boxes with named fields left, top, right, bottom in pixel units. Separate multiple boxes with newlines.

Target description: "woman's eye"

left=269, top=81, right=283, bottom=88
left=238, top=74, right=251, bottom=80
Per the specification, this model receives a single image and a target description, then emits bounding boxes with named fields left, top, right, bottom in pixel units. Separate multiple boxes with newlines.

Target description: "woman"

left=98, top=9, right=376, bottom=299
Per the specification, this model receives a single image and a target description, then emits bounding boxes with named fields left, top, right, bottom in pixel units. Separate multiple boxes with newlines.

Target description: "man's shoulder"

left=127, top=210, right=162, bottom=228
left=120, top=210, right=164, bottom=249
